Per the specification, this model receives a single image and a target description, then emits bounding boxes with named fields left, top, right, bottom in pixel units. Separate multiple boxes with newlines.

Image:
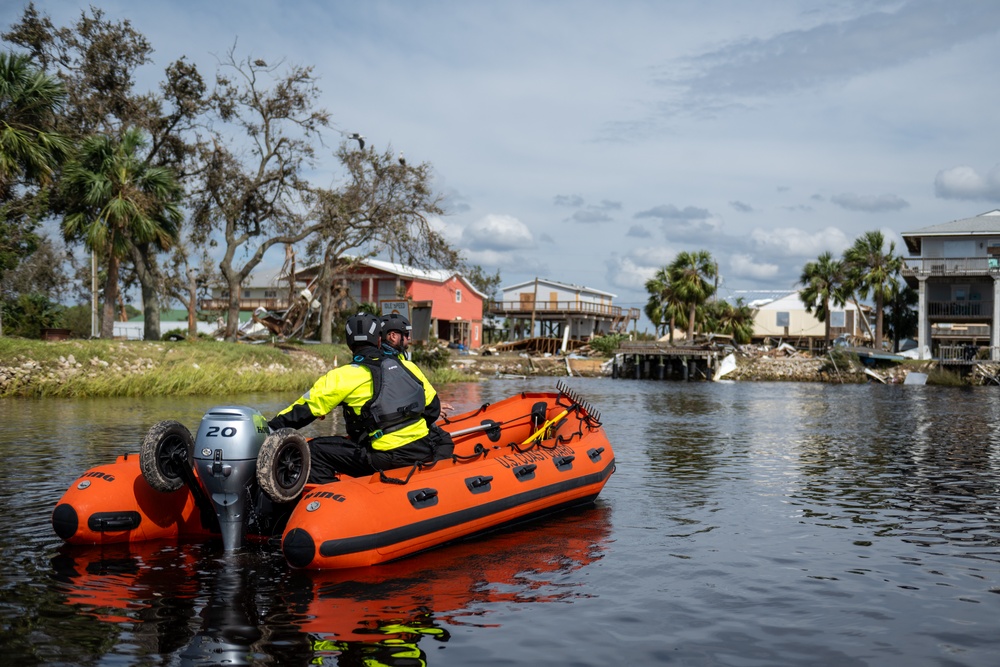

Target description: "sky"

left=5, top=1, right=1000, bottom=331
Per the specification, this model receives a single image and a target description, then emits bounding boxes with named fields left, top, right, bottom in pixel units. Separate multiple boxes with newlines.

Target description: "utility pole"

left=91, top=250, right=99, bottom=338
left=529, top=277, right=539, bottom=339
left=714, top=261, right=719, bottom=302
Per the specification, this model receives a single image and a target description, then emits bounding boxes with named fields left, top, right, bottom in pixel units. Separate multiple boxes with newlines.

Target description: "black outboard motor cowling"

left=192, top=406, right=270, bottom=551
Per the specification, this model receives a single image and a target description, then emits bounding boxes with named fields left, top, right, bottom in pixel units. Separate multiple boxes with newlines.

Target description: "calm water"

left=2, top=378, right=1000, bottom=666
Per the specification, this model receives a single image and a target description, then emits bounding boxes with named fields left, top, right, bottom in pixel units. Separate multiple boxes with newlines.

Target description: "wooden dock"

left=613, top=342, right=723, bottom=381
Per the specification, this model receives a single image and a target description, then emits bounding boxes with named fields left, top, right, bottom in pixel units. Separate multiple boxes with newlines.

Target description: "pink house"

left=299, top=258, right=486, bottom=350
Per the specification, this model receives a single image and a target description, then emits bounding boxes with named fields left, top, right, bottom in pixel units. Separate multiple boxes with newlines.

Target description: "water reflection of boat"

left=49, top=506, right=610, bottom=665
left=51, top=544, right=312, bottom=665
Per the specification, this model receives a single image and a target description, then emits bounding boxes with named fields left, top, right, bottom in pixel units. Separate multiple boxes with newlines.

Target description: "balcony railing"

left=927, top=301, right=991, bottom=319
left=903, top=257, right=1000, bottom=276
left=931, top=323, right=990, bottom=337
left=489, top=300, right=639, bottom=320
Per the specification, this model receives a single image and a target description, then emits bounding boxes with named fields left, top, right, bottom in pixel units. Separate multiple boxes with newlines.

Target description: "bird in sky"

left=349, top=133, right=365, bottom=150
left=398, top=152, right=406, bottom=167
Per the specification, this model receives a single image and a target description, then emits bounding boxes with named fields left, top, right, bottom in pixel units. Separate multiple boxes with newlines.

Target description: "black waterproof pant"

left=306, top=425, right=454, bottom=484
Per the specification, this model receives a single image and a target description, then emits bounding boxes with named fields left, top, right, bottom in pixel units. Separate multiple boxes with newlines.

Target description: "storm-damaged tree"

left=127, top=58, right=209, bottom=340
left=161, top=234, right=218, bottom=340
left=843, top=230, right=902, bottom=351
left=798, top=251, right=849, bottom=350
left=668, top=250, right=716, bottom=341
left=189, top=49, right=331, bottom=341
left=60, top=128, right=182, bottom=339
left=305, top=143, right=461, bottom=344
left=4, top=5, right=208, bottom=340
left=0, top=51, right=71, bottom=336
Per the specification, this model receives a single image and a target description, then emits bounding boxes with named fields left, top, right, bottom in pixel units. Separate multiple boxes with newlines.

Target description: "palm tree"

left=884, top=282, right=918, bottom=352
left=798, top=251, right=848, bottom=349
left=0, top=52, right=70, bottom=199
left=843, top=230, right=902, bottom=350
left=61, top=128, right=182, bottom=338
left=707, top=298, right=755, bottom=345
left=644, top=266, right=687, bottom=343
left=668, top=250, right=717, bottom=341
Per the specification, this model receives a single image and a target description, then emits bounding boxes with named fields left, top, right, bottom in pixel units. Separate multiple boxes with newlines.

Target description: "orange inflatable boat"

left=52, top=382, right=615, bottom=570
left=281, top=383, right=615, bottom=569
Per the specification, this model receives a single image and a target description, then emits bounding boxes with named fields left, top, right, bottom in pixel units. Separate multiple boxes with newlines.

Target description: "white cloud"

left=462, top=214, right=535, bottom=251
left=934, top=165, right=1000, bottom=201
left=605, top=256, right=656, bottom=292
left=749, top=226, right=852, bottom=258
left=728, top=254, right=780, bottom=281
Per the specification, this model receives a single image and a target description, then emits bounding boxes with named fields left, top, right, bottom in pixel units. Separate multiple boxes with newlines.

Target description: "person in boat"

left=379, top=312, right=414, bottom=359
left=267, top=313, right=452, bottom=482
left=380, top=312, right=455, bottom=456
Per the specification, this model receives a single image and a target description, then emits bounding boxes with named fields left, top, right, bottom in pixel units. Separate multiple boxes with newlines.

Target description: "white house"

left=491, top=278, right=639, bottom=340
left=901, top=209, right=1000, bottom=360
left=727, top=290, right=871, bottom=346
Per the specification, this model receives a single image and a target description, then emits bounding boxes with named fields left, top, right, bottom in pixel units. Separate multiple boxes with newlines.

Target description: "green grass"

left=925, top=366, right=965, bottom=387
left=426, top=366, right=479, bottom=385
left=0, top=338, right=476, bottom=398
left=0, top=338, right=350, bottom=398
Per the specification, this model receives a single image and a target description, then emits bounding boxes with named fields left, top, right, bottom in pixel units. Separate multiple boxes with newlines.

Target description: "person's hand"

left=440, top=402, right=454, bottom=417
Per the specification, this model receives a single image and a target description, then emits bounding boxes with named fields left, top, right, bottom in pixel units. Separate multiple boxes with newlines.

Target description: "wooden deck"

left=613, top=341, right=724, bottom=381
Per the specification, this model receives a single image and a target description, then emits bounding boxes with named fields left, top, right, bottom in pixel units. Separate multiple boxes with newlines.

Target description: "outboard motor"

left=191, top=406, right=270, bottom=551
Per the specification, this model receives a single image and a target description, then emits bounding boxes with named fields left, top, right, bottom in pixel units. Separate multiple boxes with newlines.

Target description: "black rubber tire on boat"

left=257, top=429, right=311, bottom=503
left=139, top=420, right=195, bottom=493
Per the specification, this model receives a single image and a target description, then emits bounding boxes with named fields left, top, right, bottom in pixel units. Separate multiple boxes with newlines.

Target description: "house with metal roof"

left=901, top=209, right=1000, bottom=361
left=201, top=258, right=486, bottom=348
left=490, top=277, right=639, bottom=342
left=294, top=257, right=487, bottom=349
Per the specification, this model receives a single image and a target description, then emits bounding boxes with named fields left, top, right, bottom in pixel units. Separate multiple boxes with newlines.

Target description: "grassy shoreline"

left=0, top=338, right=479, bottom=399
left=0, top=338, right=355, bottom=398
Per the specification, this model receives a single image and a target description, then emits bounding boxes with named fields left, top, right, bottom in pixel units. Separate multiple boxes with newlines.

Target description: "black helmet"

left=380, top=313, right=412, bottom=337
left=345, top=313, right=380, bottom=350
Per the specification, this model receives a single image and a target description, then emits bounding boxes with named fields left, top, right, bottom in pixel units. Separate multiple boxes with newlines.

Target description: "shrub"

left=588, top=333, right=627, bottom=357
left=409, top=341, right=450, bottom=370
left=1, top=293, right=63, bottom=338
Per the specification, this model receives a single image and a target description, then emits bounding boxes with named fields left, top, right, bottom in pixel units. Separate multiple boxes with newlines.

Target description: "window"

left=242, top=289, right=251, bottom=299
left=264, top=290, right=277, bottom=298
left=455, top=288, right=462, bottom=303
left=830, top=311, right=846, bottom=327
left=776, top=312, right=789, bottom=327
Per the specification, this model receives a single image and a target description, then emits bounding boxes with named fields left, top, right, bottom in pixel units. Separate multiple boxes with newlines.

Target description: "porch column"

left=917, top=276, right=929, bottom=360
left=993, top=276, right=1000, bottom=361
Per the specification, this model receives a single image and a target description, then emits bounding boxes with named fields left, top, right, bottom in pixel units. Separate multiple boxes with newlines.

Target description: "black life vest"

left=342, top=352, right=426, bottom=443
